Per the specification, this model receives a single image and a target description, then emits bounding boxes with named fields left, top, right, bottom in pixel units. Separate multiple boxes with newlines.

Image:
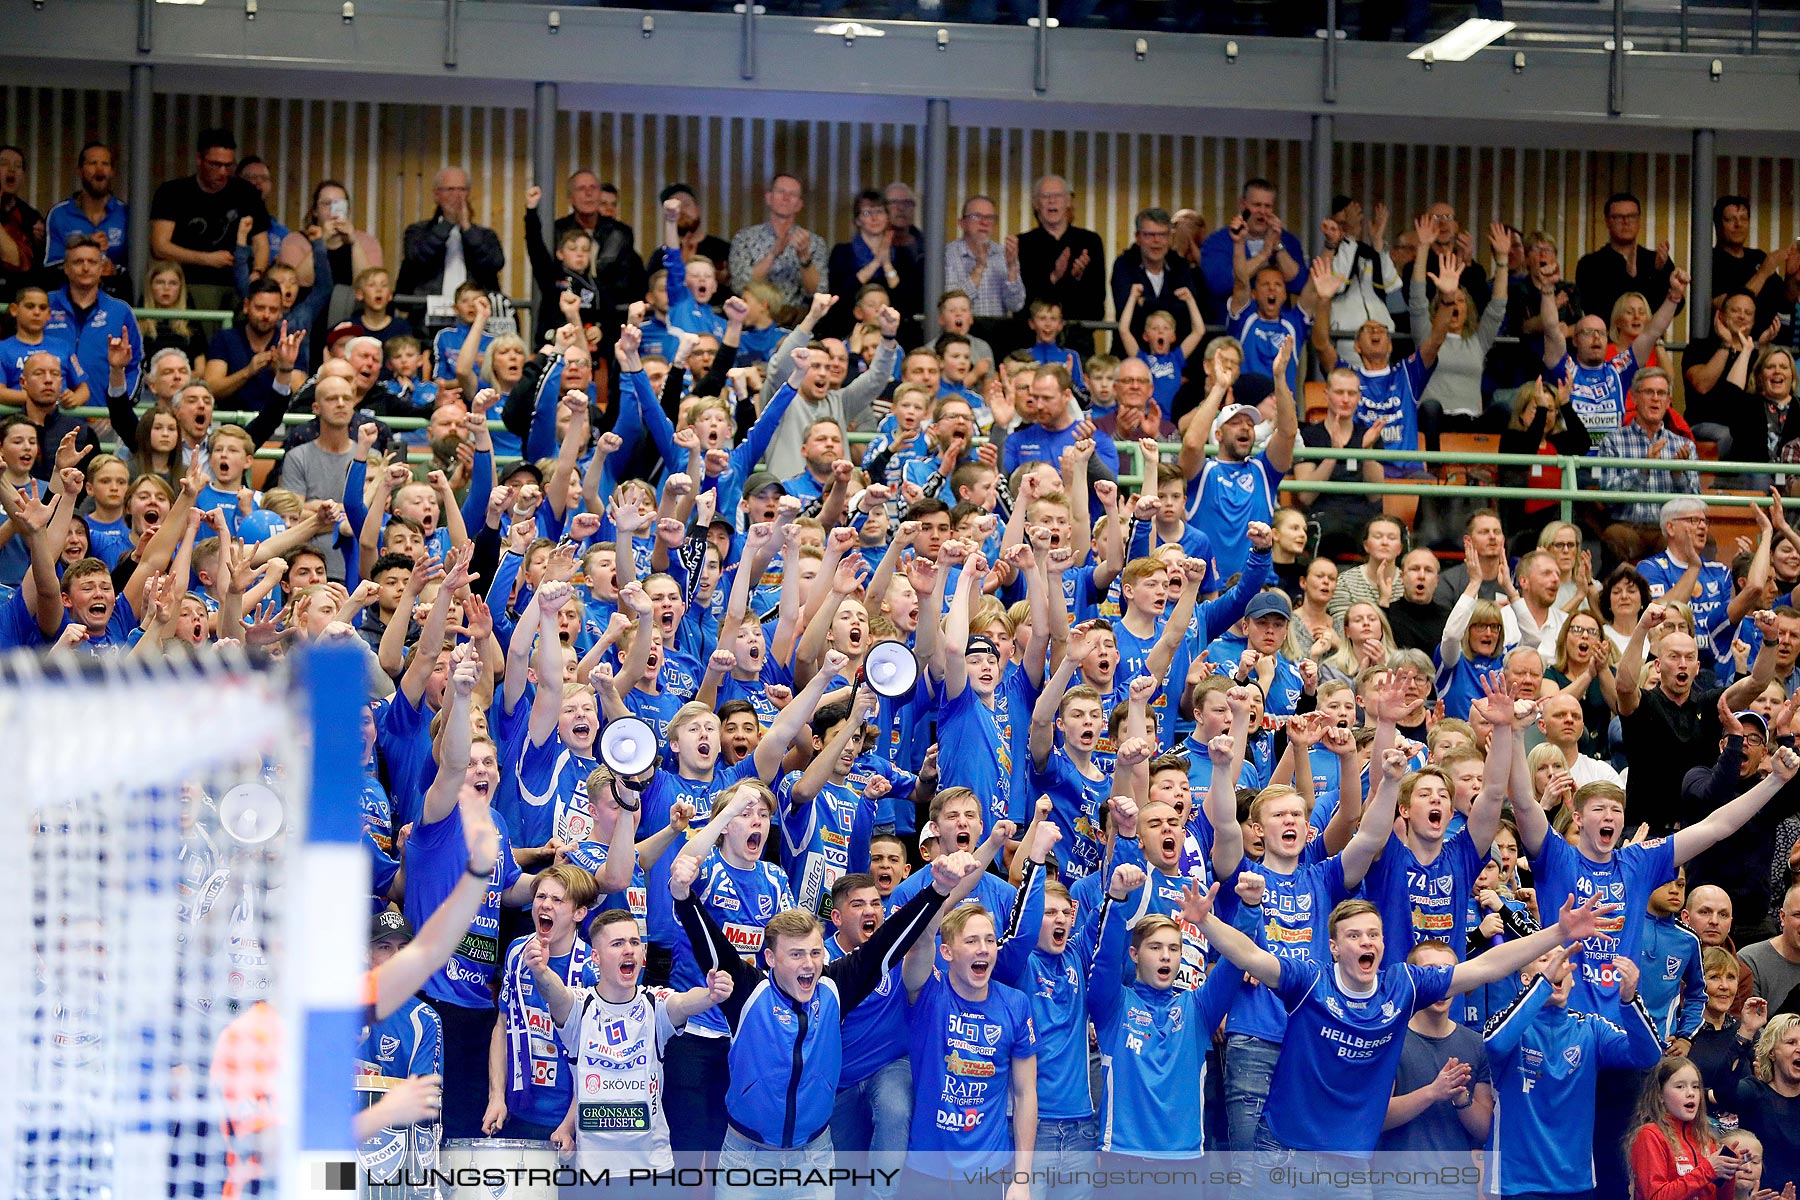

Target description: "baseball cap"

left=743, top=471, right=787, bottom=498
left=370, top=909, right=414, bottom=945
left=1244, top=591, right=1292, bottom=621
left=500, top=461, right=544, bottom=487
left=659, top=182, right=696, bottom=204
left=919, top=821, right=940, bottom=846
left=1211, top=403, right=1262, bottom=439
left=326, top=321, right=366, bottom=352
left=1734, top=711, right=1770, bottom=741
left=966, top=635, right=1001, bottom=659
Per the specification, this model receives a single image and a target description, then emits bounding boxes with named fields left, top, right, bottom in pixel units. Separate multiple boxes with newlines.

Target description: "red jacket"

left=1629, top=1121, right=1730, bottom=1200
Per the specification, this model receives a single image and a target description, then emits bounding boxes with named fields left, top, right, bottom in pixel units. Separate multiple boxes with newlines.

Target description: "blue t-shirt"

left=0, top=335, right=85, bottom=395
left=1553, top=350, right=1636, bottom=440
left=670, top=850, right=794, bottom=1035
left=1360, top=829, right=1486, bottom=958
left=376, top=691, right=437, bottom=831
left=905, top=974, right=1037, bottom=1176
left=1184, top=456, right=1282, bottom=585
left=1027, top=749, right=1110, bottom=881
left=1262, top=957, right=1455, bottom=1156
left=1637, top=550, right=1734, bottom=667
left=777, top=773, right=874, bottom=919
left=1227, top=302, right=1311, bottom=393
left=86, top=516, right=133, bottom=569
left=514, top=729, right=598, bottom=852
left=44, top=193, right=130, bottom=269
left=1000, top=419, right=1122, bottom=482
left=828, top=933, right=912, bottom=1086
left=1084, top=891, right=1247, bottom=1156
left=1527, top=833, right=1677, bottom=1017
left=402, top=801, right=522, bottom=1009
left=637, top=757, right=762, bottom=945
left=1138, top=347, right=1186, bottom=408
left=1214, top=857, right=1352, bottom=1044
left=936, top=691, right=1001, bottom=824
left=1355, top=356, right=1431, bottom=475
left=432, top=323, right=493, bottom=383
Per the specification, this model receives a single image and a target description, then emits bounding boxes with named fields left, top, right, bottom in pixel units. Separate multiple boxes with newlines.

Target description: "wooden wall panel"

left=2, top=83, right=1793, bottom=341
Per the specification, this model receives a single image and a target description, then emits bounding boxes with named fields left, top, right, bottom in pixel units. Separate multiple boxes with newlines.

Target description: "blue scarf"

left=505, top=937, right=594, bottom=1111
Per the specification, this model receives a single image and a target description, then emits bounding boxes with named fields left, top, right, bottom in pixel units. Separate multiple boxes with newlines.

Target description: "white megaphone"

left=861, top=639, right=919, bottom=700
left=217, top=782, right=285, bottom=845
left=599, top=716, right=659, bottom=810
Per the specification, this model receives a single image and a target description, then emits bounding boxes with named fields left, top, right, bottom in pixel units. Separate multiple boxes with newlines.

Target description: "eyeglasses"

left=1550, top=540, right=1580, bottom=550
left=1469, top=621, right=1503, bottom=631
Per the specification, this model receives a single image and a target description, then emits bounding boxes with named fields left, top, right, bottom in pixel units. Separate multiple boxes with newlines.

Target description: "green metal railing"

left=3, top=405, right=514, bottom=465
left=9, top=409, right=1795, bottom=525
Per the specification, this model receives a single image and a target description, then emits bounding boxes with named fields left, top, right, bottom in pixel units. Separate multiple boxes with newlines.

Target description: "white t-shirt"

left=557, top=985, right=684, bottom=1171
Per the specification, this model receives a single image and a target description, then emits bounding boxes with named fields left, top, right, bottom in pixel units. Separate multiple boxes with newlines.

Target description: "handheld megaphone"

left=600, top=716, right=659, bottom=810
left=217, top=782, right=286, bottom=845
left=861, top=639, right=919, bottom=699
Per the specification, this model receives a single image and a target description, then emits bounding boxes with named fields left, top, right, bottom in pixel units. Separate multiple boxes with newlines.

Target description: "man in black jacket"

left=1682, top=663, right=1800, bottom=942
left=397, top=167, right=505, bottom=318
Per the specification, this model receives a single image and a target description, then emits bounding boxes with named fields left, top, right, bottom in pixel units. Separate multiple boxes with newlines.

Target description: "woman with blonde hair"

left=1543, top=609, right=1619, bottom=755
left=1737, top=1013, right=1800, bottom=1188
left=1316, top=600, right=1396, bottom=686
left=138, top=260, right=210, bottom=370
left=1414, top=217, right=1511, bottom=447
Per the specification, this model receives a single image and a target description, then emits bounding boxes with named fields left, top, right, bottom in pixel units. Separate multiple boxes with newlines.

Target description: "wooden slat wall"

left=4, top=83, right=1794, bottom=340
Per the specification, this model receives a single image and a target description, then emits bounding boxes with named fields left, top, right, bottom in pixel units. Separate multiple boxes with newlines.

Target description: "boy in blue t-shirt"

left=1025, top=299, right=1088, bottom=391
left=777, top=688, right=881, bottom=917
left=1117, top=283, right=1204, bottom=409
left=1195, top=878, right=1622, bottom=1160
left=1227, top=264, right=1315, bottom=394
left=485, top=865, right=598, bottom=1142
left=432, top=281, right=495, bottom=383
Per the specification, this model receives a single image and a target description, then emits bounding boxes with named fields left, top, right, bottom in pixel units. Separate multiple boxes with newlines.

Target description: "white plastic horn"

left=861, top=639, right=919, bottom=699
left=600, top=715, right=659, bottom=778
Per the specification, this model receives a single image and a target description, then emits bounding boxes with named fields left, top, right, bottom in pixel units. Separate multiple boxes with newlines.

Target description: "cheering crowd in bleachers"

left=5, top=127, right=1800, bottom=1199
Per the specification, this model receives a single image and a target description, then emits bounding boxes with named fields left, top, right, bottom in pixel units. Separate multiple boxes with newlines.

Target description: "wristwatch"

left=1450, top=1092, right=1474, bottom=1110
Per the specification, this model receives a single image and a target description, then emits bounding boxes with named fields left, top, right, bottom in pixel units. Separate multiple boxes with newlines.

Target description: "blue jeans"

left=1031, top=1115, right=1098, bottom=1200
left=830, top=1057, right=913, bottom=1200
left=717, top=1126, right=835, bottom=1200
left=1222, top=1035, right=1281, bottom=1152
left=1250, top=1121, right=1371, bottom=1200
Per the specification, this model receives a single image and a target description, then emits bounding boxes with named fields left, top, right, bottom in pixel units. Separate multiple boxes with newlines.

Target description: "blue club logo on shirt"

left=1563, top=1045, right=1584, bottom=1068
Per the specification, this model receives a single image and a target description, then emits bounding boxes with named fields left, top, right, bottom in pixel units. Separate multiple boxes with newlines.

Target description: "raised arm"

left=1265, top=335, right=1299, bottom=473
left=1613, top=600, right=1666, bottom=718
left=752, top=650, right=850, bottom=781
left=524, top=580, right=576, bottom=747
left=937, top=544, right=982, bottom=699
left=1205, top=690, right=1256, bottom=878
left=1633, top=268, right=1689, bottom=367
left=1450, top=895, right=1612, bottom=997
left=1030, top=631, right=1095, bottom=769
left=1671, top=742, right=1799, bottom=866
left=1187, top=882, right=1282, bottom=986
left=1341, top=743, right=1407, bottom=888
left=421, top=646, right=481, bottom=825
left=1539, top=264, right=1568, bottom=369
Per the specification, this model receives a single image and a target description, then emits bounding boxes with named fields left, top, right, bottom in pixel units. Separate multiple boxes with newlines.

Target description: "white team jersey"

left=556, top=985, right=683, bottom=1172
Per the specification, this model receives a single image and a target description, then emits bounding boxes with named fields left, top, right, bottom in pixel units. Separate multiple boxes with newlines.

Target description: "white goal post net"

left=0, top=648, right=317, bottom=1200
